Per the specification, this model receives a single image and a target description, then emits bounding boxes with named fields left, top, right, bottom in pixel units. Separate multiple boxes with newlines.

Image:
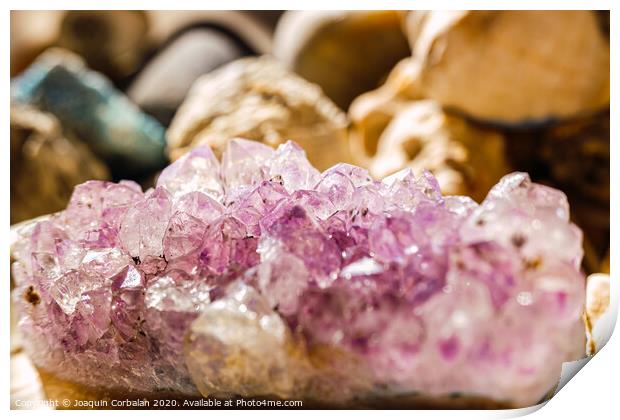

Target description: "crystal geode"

left=11, top=139, right=586, bottom=407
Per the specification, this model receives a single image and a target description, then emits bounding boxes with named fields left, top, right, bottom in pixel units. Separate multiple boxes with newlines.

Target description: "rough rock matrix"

left=12, top=139, right=585, bottom=407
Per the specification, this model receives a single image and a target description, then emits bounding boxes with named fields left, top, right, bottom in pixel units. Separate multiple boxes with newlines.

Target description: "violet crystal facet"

left=11, top=139, right=586, bottom=406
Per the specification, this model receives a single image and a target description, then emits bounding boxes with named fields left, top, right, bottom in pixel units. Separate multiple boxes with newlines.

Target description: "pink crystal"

left=157, top=145, right=224, bottom=201
left=11, top=139, right=586, bottom=407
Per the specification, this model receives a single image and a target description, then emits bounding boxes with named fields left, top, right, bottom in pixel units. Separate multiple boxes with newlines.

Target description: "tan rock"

left=405, top=11, right=609, bottom=124
left=586, top=274, right=610, bottom=326
left=10, top=11, right=61, bottom=77
left=10, top=104, right=108, bottom=224
left=273, top=11, right=411, bottom=110
left=167, top=57, right=351, bottom=171
left=363, top=100, right=509, bottom=202
left=348, top=58, right=424, bottom=162
left=585, top=273, right=611, bottom=354
left=349, top=62, right=509, bottom=202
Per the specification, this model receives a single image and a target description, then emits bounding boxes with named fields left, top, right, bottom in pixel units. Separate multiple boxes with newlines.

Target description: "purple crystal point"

left=11, top=139, right=586, bottom=407
left=111, top=265, right=145, bottom=339
left=268, top=141, right=320, bottom=193
left=50, top=270, right=99, bottom=315
left=163, top=211, right=207, bottom=261
left=222, top=138, right=274, bottom=190
left=174, top=191, right=224, bottom=223
left=119, top=186, right=172, bottom=261
left=157, top=145, right=224, bottom=201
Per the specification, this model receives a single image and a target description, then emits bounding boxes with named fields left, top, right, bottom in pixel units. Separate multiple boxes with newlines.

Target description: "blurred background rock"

left=127, top=25, right=254, bottom=126
left=273, top=11, right=411, bottom=110
left=505, top=111, right=610, bottom=272
left=403, top=11, right=609, bottom=124
left=11, top=48, right=168, bottom=180
left=166, top=56, right=351, bottom=170
left=10, top=10, right=609, bottom=272
left=10, top=104, right=108, bottom=224
left=10, top=10, right=278, bottom=223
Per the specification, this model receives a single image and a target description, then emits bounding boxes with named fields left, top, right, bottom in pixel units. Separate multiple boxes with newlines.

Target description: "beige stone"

left=360, top=100, right=509, bottom=203
left=586, top=274, right=610, bottom=327
left=585, top=273, right=611, bottom=354
left=167, top=57, right=351, bottom=171
left=348, top=58, right=424, bottom=162
left=405, top=11, right=610, bottom=124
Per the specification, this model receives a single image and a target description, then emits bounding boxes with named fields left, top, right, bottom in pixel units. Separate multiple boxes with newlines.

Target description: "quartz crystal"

left=11, top=138, right=586, bottom=407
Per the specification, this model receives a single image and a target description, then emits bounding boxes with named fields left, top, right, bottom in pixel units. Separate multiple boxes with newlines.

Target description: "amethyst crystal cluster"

left=12, top=139, right=585, bottom=406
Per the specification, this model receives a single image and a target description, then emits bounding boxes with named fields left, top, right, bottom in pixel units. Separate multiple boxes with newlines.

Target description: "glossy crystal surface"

left=12, top=139, right=585, bottom=406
